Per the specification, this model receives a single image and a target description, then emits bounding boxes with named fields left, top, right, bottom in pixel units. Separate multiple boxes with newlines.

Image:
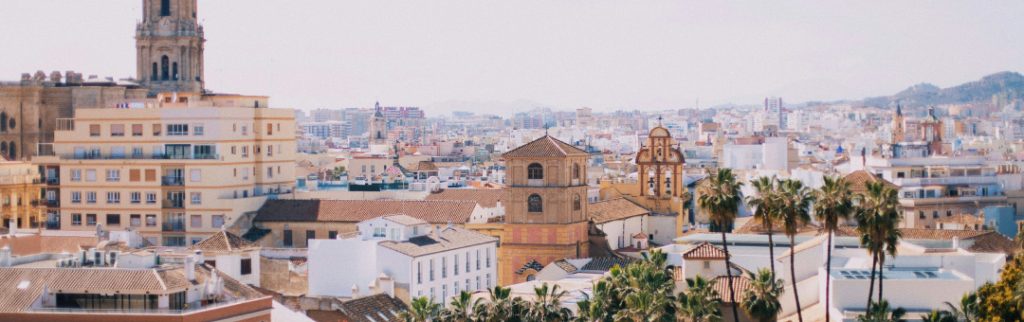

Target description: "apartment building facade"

left=36, top=92, right=295, bottom=246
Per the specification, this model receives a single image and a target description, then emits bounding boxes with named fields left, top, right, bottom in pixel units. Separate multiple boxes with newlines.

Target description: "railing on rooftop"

left=30, top=298, right=256, bottom=315
left=55, top=118, right=74, bottom=131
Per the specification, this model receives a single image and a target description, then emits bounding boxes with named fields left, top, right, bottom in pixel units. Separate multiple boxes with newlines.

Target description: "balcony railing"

left=162, top=199, right=184, bottom=209
left=45, top=221, right=60, bottom=230
left=162, top=176, right=184, bottom=186
left=66, top=153, right=220, bottom=161
left=162, top=221, right=186, bottom=232
left=46, top=200, right=60, bottom=207
left=45, top=177, right=59, bottom=185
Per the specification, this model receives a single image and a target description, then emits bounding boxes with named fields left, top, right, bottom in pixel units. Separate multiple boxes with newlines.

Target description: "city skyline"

left=2, top=0, right=1024, bottom=114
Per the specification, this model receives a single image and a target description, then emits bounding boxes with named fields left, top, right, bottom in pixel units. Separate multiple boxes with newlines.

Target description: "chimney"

left=185, top=255, right=196, bottom=282
left=194, top=250, right=205, bottom=265
left=951, top=236, right=960, bottom=250
left=351, top=284, right=360, bottom=299
left=377, top=273, right=395, bottom=297
left=0, top=246, right=11, bottom=267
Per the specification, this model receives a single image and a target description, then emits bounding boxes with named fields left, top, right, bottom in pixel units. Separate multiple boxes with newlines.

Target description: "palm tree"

left=481, top=286, right=527, bottom=322
left=528, top=283, right=572, bottom=321
left=677, top=275, right=722, bottom=322
left=813, top=175, right=855, bottom=322
left=919, top=310, right=956, bottom=322
left=401, top=296, right=441, bottom=322
left=441, top=291, right=480, bottom=322
left=944, top=291, right=979, bottom=322
left=777, top=178, right=813, bottom=322
left=856, top=299, right=906, bottom=322
left=876, top=212, right=901, bottom=302
left=697, top=167, right=743, bottom=322
left=615, top=291, right=672, bottom=322
left=856, top=181, right=899, bottom=310
left=747, top=175, right=781, bottom=276
left=741, top=268, right=784, bottom=322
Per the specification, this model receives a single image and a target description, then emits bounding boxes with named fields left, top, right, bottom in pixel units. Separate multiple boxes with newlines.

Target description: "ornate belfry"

left=636, top=118, right=685, bottom=199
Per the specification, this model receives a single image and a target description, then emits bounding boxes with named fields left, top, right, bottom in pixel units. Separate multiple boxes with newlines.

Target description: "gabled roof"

left=679, top=243, right=729, bottom=260
left=255, top=199, right=477, bottom=224
left=682, top=242, right=728, bottom=260
left=503, top=135, right=588, bottom=158
left=844, top=170, right=898, bottom=194
left=191, top=230, right=257, bottom=253
left=712, top=275, right=752, bottom=303
left=589, top=198, right=650, bottom=224
left=332, top=293, right=408, bottom=322
left=425, top=189, right=504, bottom=208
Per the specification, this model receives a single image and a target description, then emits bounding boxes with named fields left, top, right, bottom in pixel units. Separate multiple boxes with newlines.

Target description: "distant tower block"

left=136, top=0, right=205, bottom=94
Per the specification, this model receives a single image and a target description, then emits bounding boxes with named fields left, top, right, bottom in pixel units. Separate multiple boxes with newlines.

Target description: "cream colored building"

left=35, top=92, right=295, bottom=246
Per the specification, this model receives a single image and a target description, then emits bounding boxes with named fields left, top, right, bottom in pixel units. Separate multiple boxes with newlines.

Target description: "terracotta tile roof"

left=0, top=235, right=98, bottom=257
left=333, top=293, right=409, bottom=322
left=307, top=309, right=347, bottom=322
left=733, top=216, right=819, bottom=235
left=844, top=170, right=898, bottom=194
left=191, top=230, right=257, bottom=253
left=378, top=226, right=497, bottom=257
left=382, top=214, right=428, bottom=226
left=425, top=189, right=505, bottom=208
left=964, top=232, right=1017, bottom=255
left=589, top=198, right=650, bottom=224
left=255, top=199, right=478, bottom=224
left=503, top=135, right=589, bottom=158
left=834, top=226, right=989, bottom=240
left=682, top=242, right=728, bottom=260
left=414, top=161, right=439, bottom=172
left=712, top=275, right=752, bottom=303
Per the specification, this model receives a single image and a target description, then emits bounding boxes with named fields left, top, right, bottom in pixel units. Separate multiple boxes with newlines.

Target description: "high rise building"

left=36, top=92, right=296, bottom=246
left=136, top=0, right=206, bottom=94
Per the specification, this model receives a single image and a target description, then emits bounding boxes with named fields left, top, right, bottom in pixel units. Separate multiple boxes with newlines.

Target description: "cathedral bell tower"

left=498, top=135, right=590, bottom=285
left=136, top=0, right=205, bottom=94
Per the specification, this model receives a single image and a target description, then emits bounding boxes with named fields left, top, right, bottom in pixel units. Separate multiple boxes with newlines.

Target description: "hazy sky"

left=2, top=1, right=1023, bottom=114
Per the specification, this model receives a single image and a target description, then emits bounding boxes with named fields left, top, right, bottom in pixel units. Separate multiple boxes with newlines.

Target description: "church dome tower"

left=136, top=0, right=205, bottom=94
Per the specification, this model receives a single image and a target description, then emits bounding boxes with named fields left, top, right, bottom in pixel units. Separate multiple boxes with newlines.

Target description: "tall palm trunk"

left=877, top=255, right=885, bottom=302
left=825, top=232, right=833, bottom=322
left=789, top=236, right=803, bottom=322
left=766, top=222, right=776, bottom=276
left=721, top=230, right=740, bottom=322
left=866, top=251, right=877, bottom=310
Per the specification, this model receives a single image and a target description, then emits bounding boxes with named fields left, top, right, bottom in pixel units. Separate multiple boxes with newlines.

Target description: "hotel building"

left=35, top=92, right=295, bottom=246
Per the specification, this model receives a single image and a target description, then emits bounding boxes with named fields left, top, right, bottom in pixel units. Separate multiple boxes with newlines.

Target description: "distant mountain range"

left=861, top=71, right=1024, bottom=108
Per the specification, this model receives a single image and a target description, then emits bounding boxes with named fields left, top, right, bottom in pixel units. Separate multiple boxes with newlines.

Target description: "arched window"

left=527, top=194, right=542, bottom=212
left=573, top=194, right=581, bottom=211
left=160, top=0, right=171, bottom=17
left=151, top=63, right=158, bottom=81
left=161, top=56, right=170, bottom=81
left=527, top=163, right=543, bottom=180
left=1, top=142, right=7, bottom=154
left=0, top=112, right=7, bottom=132
left=572, top=163, right=581, bottom=180
left=8, top=142, right=15, bottom=160
left=172, top=62, right=179, bottom=80
left=526, top=274, right=536, bottom=281
left=8, top=118, right=15, bottom=130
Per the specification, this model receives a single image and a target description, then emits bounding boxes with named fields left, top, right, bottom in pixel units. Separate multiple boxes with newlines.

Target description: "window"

left=486, top=249, right=491, bottom=268
left=373, top=227, right=386, bottom=238
left=89, top=124, right=100, bottom=137
left=190, top=192, right=201, bottom=205
left=573, top=163, right=581, bottom=180
left=417, top=262, right=422, bottom=284
left=947, top=210, right=953, bottom=217
left=703, top=261, right=711, bottom=269
left=107, top=192, right=120, bottom=204
left=132, top=124, right=143, bottom=136
left=466, top=251, right=470, bottom=272
left=283, top=230, right=293, bottom=247
left=267, top=166, right=274, bottom=178
left=152, top=124, right=162, bottom=136
left=132, top=146, right=143, bottom=158
left=241, top=146, right=248, bottom=158
left=573, top=194, right=581, bottom=211
left=527, top=163, right=544, bottom=179
left=190, top=169, right=202, bottom=182
left=72, top=214, right=82, bottom=226
left=145, top=214, right=157, bottom=227
left=167, top=124, right=188, bottom=136
left=476, top=276, right=481, bottom=291
left=476, top=250, right=481, bottom=270
left=71, top=192, right=81, bottom=203
left=919, top=211, right=925, bottom=219
left=191, top=215, right=202, bottom=228
left=442, top=285, right=447, bottom=300
left=145, top=169, right=157, bottom=182
left=454, top=254, right=460, bottom=275
left=85, top=169, right=97, bottom=182
left=267, top=145, right=273, bottom=156
left=933, top=211, right=939, bottom=219
left=306, top=230, right=315, bottom=242
left=106, top=169, right=120, bottom=182
left=328, top=230, right=338, bottom=239
left=106, top=214, right=120, bottom=226
left=130, top=214, right=141, bottom=227
left=86, top=214, right=97, bottom=226
left=212, top=215, right=225, bottom=229
left=110, top=147, right=126, bottom=159
left=110, top=124, right=125, bottom=137
left=193, top=124, right=204, bottom=136
left=160, top=0, right=171, bottom=16
left=70, top=169, right=82, bottom=181
left=86, top=192, right=97, bottom=204
left=486, top=274, right=492, bottom=288
left=241, top=258, right=252, bottom=275
left=146, top=192, right=157, bottom=204
left=429, top=259, right=435, bottom=281
left=267, top=124, right=273, bottom=135
left=129, top=169, right=141, bottom=182
left=528, top=194, right=543, bottom=212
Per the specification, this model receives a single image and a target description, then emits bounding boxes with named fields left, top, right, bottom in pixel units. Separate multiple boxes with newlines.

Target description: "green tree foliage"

left=741, top=268, right=784, bottom=322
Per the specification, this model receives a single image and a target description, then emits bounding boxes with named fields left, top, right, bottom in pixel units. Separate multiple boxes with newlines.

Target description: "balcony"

left=45, top=177, right=59, bottom=185
left=161, top=221, right=186, bottom=232
left=161, top=176, right=184, bottom=186
left=45, top=220, right=60, bottom=230
left=162, top=199, right=184, bottom=209
left=892, top=175, right=999, bottom=187
left=46, top=199, right=60, bottom=207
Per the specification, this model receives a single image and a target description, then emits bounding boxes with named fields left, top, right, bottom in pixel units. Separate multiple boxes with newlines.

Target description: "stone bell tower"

left=136, top=0, right=205, bottom=94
